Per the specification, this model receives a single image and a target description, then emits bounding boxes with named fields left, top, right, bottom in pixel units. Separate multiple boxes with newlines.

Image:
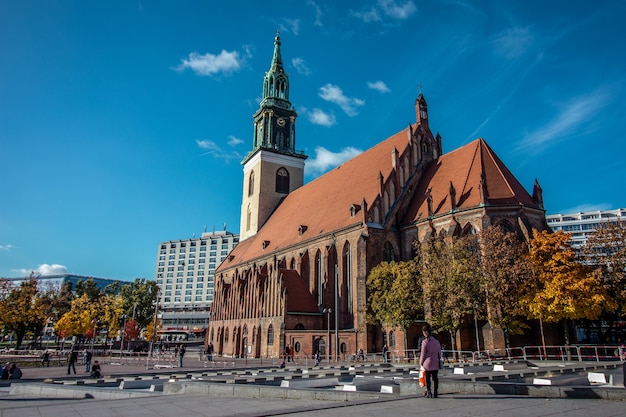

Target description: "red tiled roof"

left=219, top=133, right=537, bottom=271
left=219, top=126, right=415, bottom=268
left=403, top=138, right=537, bottom=222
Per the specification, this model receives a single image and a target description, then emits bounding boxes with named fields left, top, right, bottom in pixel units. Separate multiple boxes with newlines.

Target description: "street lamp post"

left=323, top=308, right=332, bottom=363
left=334, top=263, right=339, bottom=362
left=120, top=315, right=127, bottom=357
left=90, top=319, right=98, bottom=355
left=147, top=289, right=160, bottom=368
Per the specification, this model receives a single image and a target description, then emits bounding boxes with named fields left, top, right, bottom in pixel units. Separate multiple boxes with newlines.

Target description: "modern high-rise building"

left=546, top=208, right=626, bottom=248
left=154, top=230, right=238, bottom=333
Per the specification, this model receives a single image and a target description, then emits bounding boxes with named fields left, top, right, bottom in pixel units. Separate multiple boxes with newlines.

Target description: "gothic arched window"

left=267, top=325, right=274, bottom=345
left=248, top=171, right=255, bottom=196
left=276, top=167, right=289, bottom=194
left=383, top=241, right=396, bottom=262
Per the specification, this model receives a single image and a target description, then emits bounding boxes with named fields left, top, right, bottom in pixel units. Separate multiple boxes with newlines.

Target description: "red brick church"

left=208, top=34, right=548, bottom=359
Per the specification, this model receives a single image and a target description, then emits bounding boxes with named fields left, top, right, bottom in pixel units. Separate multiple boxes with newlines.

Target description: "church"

left=208, top=34, right=548, bottom=359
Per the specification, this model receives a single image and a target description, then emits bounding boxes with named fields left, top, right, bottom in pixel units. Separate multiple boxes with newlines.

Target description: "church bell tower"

left=240, top=33, right=307, bottom=241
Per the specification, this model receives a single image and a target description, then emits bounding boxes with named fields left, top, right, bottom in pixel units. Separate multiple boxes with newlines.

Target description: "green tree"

left=479, top=226, right=533, bottom=348
left=75, top=278, right=103, bottom=301
left=366, top=260, right=423, bottom=348
left=119, top=278, right=159, bottom=329
left=525, top=230, right=614, bottom=347
left=418, top=236, right=482, bottom=353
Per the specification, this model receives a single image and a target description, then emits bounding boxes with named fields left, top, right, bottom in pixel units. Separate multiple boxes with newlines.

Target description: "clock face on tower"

left=276, top=117, right=286, bottom=127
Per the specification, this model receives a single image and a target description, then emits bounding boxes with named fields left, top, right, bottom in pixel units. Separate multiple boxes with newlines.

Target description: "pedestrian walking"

left=419, top=324, right=442, bottom=398
left=41, top=350, right=51, bottom=367
left=178, top=344, right=186, bottom=367
left=67, top=348, right=78, bottom=375
left=83, top=349, right=92, bottom=373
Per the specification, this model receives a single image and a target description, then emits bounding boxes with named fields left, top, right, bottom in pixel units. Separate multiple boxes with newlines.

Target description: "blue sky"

left=1, top=0, right=625, bottom=280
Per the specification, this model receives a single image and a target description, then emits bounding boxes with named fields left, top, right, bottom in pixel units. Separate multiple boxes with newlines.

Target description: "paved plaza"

left=1, top=350, right=624, bottom=417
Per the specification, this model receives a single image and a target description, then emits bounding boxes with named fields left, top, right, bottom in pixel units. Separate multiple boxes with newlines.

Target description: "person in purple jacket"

left=419, top=324, right=442, bottom=398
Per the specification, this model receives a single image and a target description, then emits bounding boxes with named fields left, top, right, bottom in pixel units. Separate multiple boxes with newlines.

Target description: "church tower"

left=240, top=33, right=307, bottom=241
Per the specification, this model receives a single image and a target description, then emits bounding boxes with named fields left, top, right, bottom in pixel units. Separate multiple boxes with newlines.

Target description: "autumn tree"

left=0, top=274, right=43, bottom=349
left=418, top=235, right=482, bottom=352
left=55, top=294, right=102, bottom=342
left=479, top=226, right=534, bottom=348
left=366, top=260, right=423, bottom=349
left=583, top=221, right=626, bottom=312
left=525, top=230, right=614, bottom=347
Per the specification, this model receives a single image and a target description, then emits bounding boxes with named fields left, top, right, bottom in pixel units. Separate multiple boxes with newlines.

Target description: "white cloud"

left=0, top=244, right=13, bottom=250
left=227, top=136, right=244, bottom=146
left=12, top=264, right=68, bottom=277
left=367, top=80, right=390, bottom=93
left=352, top=7, right=381, bottom=23
left=176, top=50, right=243, bottom=77
left=319, top=84, right=365, bottom=116
left=292, top=57, right=311, bottom=75
left=306, top=146, right=363, bottom=175
left=196, top=139, right=242, bottom=161
left=379, top=0, right=417, bottom=20
left=560, top=203, right=613, bottom=214
left=493, top=26, right=533, bottom=59
left=307, top=0, right=324, bottom=27
left=307, top=108, right=336, bottom=126
left=352, top=0, right=416, bottom=23
left=517, top=89, right=610, bottom=152
left=279, top=18, right=300, bottom=35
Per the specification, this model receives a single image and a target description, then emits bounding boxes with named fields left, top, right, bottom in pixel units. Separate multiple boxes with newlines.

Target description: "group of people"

left=66, top=347, right=101, bottom=378
left=0, top=362, right=22, bottom=380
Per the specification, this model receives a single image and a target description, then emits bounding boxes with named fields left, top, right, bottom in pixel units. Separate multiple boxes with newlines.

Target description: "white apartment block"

left=546, top=208, right=626, bottom=248
left=154, top=230, right=238, bottom=333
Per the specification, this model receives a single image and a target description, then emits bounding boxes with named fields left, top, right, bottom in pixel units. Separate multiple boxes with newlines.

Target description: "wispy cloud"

left=379, top=0, right=417, bottom=20
left=352, top=0, right=417, bottom=23
left=560, top=203, right=613, bottom=214
left=175, top=48, right=248, bottom=77
left=367, top=80, right=390, bottom=93
left=319, top=84, right=364, bottom=116
left=516, top=89, right=611, bottom=152
left=306, top=146, right=363, bottom=175
left=0, top=244, right=13, bottom=251
left=227, top=136, right=244, bottom=146
left=292, top=57, right=311, bottom=75
left=196, top=139, right=242, bottom=161
left=307, top=0, right=324, bottom=27
left=306, top=108, right=337, bottom=127
left=492, top=26, right=534, bottom=59
left=11, top=263, right=68, bottom=277
left=279, top=18, right=300, bottom=35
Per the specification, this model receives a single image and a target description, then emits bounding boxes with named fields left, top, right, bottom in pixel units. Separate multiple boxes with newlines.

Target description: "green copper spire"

left=270, top=31, right=283, bottom=73
left=262, top=31, right=290, bottom=103
left=243, top=33, right=306, bottom=165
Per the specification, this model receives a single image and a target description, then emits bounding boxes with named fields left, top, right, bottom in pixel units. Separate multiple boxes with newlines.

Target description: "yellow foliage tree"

left=525, top=230, right=614, bottom=347
left=55, top=294, right=101, bottom=340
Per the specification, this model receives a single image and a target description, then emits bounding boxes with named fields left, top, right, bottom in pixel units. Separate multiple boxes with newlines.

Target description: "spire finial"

left=418, top=83, right=423, bottom=95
